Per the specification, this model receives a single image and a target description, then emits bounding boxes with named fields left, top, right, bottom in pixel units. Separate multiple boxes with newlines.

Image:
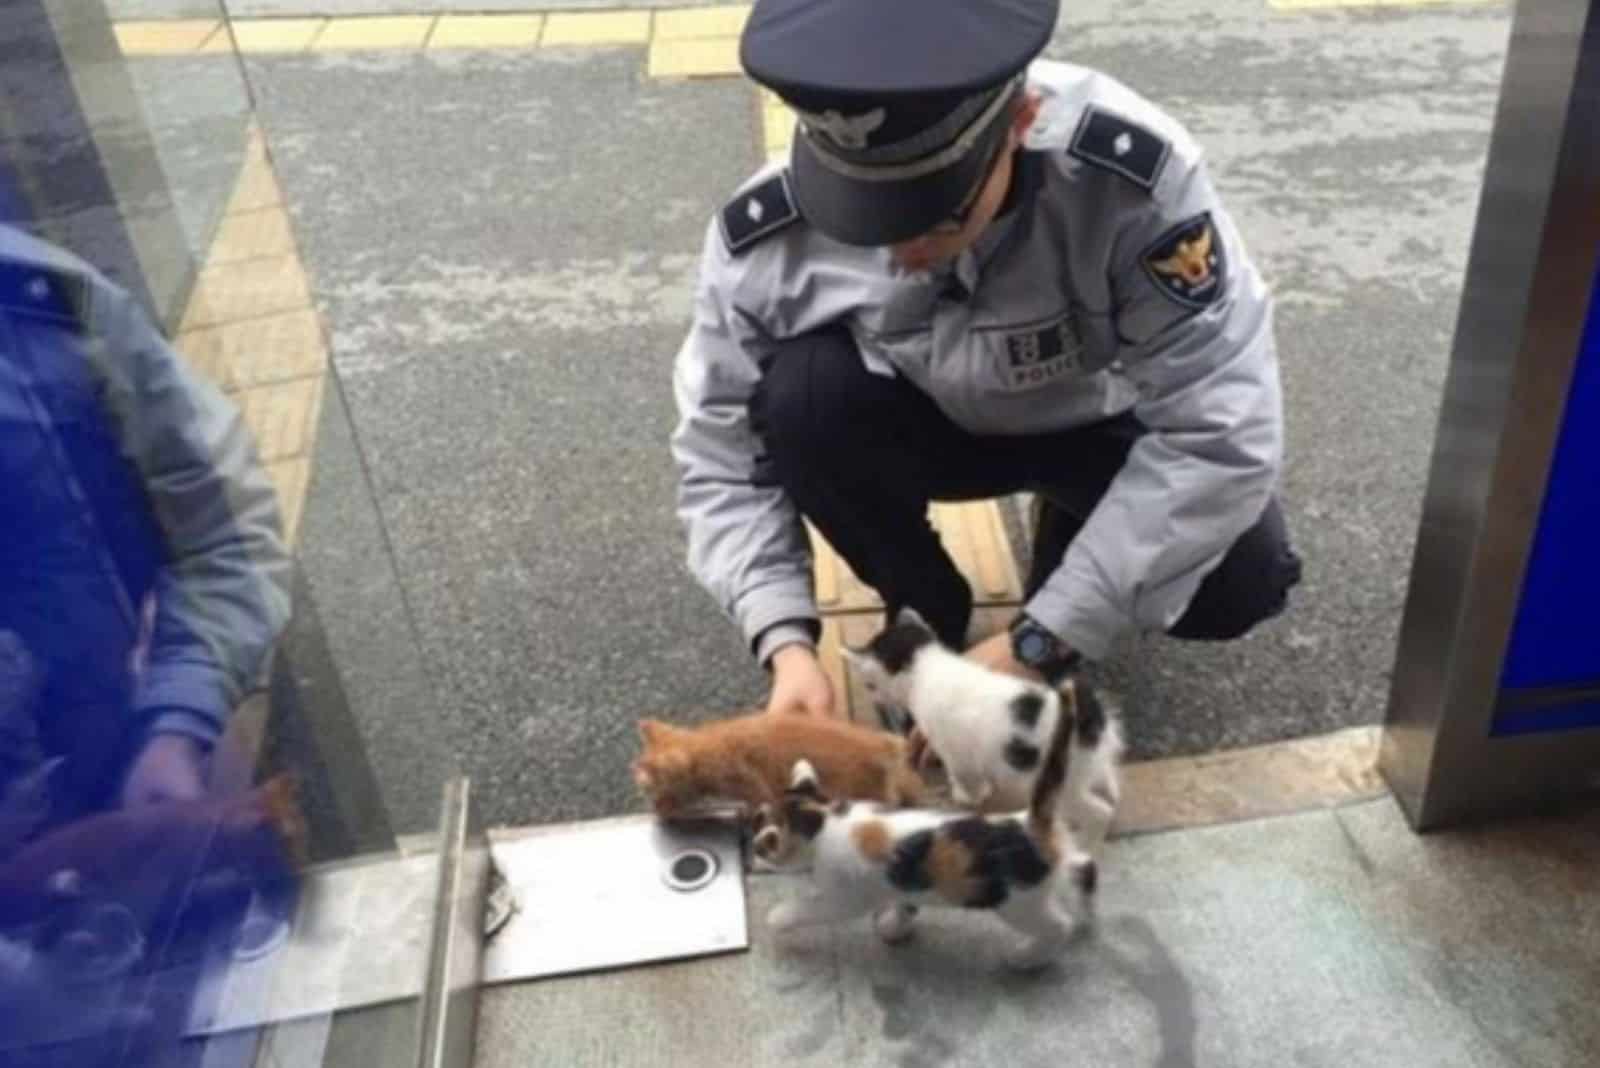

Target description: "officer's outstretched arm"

left=670, top=218, right=817, bottom=665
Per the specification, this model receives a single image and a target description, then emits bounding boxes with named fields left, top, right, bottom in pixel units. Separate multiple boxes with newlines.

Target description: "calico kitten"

left=757, top=694, right=1096, bottom=971
left=845, top=610, right=1123, bottom=859
left=632, top=711, right=927, bottom=822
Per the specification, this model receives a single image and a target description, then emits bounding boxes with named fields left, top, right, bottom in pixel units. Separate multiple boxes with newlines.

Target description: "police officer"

left=671, top=0, right=1302, bottom=717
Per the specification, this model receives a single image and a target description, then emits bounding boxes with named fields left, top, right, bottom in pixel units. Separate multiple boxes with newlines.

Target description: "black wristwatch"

left=1009, top=614, right=1082, bottom=683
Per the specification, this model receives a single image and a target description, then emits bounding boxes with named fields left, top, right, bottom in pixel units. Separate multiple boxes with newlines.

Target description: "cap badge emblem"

left=797, top=106, right=886, bottom=151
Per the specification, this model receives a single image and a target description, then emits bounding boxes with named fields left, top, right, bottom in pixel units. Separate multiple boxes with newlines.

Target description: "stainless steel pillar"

left=1381, top=0, right=1600, bottom=829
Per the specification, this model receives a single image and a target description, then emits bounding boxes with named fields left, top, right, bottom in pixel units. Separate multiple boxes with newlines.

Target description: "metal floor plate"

left=482, top=815, right=746, bottom=983
left=184, top=815, right=744, bottom=1035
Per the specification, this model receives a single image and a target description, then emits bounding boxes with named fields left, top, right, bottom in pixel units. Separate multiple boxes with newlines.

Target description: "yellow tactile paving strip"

left=758, top=88, right=794, bottom=165
left=810, top=501, right=1027, bottom=726
left=809, top=503, right=1023, bottom=615
left=113, top=0, right=1510, bottom=63
left=111, top=7, right=747, bottom=73
left=541, top=10, right=652, bottom=45
left=312, top=14, right=435, bottom=50
left=175, top=126, right=328, bottom=546
left=428, top=13, right=546, bottom=49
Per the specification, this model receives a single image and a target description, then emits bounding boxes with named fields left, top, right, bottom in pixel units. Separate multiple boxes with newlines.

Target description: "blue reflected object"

left=1493, top=265, right=1600, bottom=735
left=0, top=219, right=298, bottom=1064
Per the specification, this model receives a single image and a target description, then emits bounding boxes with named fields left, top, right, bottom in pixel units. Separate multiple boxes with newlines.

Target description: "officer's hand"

left=965, top=632, right=1041, bottom=682
left=765, top=645, right=839, bottom=719
left=120, top=733, right=208, bottom=808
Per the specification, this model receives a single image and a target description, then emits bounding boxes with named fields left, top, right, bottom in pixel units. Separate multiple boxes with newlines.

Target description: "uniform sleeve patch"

left=1067, top=106, right=1170, bottom=192
left=1141, top=212, right=1226, bottom=310
left=0, top=257, right=91, bottom=330
left=719, top=172, right=800, bottom=255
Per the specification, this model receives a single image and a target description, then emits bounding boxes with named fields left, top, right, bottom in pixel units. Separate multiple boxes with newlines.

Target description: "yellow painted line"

left=428, top=13, right=546, bottom=49
left=653, top=4, right=750, bottom=39
left=113, top=19, right=222, bottom=55
left=313, top=15, right=437, bottom=51
left=223, top=18, right=329, bottom=54
left=235, top=377, right=324, bottom=463
left=647, top=36, right=740, bottom=79
left=175, top=122, right=329, bottom=547
left=540, top=10, right=652, bottom=46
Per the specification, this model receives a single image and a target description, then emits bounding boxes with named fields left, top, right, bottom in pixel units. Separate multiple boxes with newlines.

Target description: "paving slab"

left=474, top=796, right=1600, bottom=1067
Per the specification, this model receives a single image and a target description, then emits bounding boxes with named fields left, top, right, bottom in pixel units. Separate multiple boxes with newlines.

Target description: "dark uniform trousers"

left=749, top=327, right=1304, bottom=651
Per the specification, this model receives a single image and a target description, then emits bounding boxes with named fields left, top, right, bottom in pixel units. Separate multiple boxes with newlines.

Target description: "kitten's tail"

left=1026, top=679, right=1085, bottom=838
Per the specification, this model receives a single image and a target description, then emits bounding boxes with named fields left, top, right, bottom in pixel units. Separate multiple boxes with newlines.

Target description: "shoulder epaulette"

left=719, top=171, right=801, bottom=256
left=1067, top=106, right=1171, bottom=192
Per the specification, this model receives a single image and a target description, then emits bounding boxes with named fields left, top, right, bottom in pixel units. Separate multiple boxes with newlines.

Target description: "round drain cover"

left=663, top=848, right=718, bottom=892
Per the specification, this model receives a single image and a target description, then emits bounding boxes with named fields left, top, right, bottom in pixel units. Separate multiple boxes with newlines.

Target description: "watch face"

left=1018, top=630, right=1050, bottom=663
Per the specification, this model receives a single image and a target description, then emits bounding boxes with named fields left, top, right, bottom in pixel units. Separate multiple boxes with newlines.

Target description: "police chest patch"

left=1068, top=107, right=1170, bottom=192
left=719, top=172, right=800, bottom=255
left=1002, top=313, right=1085, bottom=391
left=1141, top=212, right=1226, bottom=310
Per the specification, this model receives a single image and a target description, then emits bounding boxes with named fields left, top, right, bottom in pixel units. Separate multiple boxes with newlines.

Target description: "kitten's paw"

left=874, top=903, right=918, bottom=945
left=752, top=824, right=784, bottom=862
left=1072, top=859, right=1099, bottom=913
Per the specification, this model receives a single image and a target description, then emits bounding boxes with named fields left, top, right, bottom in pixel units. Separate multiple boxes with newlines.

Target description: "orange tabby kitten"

left=633, top=711, right=928, bottom=820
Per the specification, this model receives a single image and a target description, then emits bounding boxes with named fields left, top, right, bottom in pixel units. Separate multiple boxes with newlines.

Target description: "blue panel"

left=1492, top=698, right=1600, bottom=736
left=1497, top=264, right=1600, bottom=701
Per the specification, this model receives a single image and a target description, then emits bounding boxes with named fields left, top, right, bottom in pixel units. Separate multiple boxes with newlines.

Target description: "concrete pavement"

left=117, top=0, right=1514, bottom=830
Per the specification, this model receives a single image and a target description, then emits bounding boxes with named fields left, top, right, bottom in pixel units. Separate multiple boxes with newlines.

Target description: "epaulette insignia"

left=1067, top=106, right=1170, bottom=192
left=0, top=257, right=91, bottom=331
left=719, top=171, right=800, bottom=255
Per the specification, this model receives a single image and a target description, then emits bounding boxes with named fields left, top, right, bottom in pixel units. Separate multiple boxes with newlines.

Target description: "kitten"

left=632, top=711, right=928, bottom=822
left=845, top=610, right=1123, bottom=859
left=757, top=696, right=1096, bottom=971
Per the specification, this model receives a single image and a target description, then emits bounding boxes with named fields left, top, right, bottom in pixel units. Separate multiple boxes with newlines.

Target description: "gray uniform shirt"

left=671, top=60, right=1282, bottom=663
